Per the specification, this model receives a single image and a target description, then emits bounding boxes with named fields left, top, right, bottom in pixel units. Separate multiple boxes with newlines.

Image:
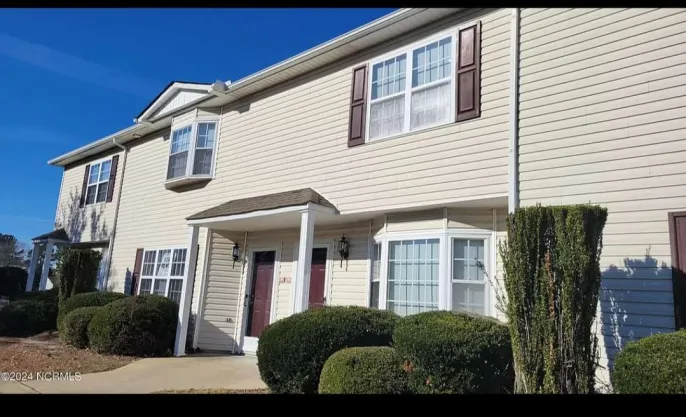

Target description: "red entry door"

left=246, top=251, right=275, bottom=338
left=670, top=212, right=686, bottom=329
left=308, top=248, right=328, bottom=309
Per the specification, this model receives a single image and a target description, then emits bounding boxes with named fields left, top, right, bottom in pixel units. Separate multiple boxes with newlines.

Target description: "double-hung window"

left=369, top=242, right=382, bottom=309
left=368, top=34, right=454, bottom=142
left=167, top=121, right=218, bottom=180
left=386, top=238, right=440, bottom=316
left=85, top=159, right=112, bottom=205
left=451, top=238, right=486, bottom=315
left=137, top=248, right=187, bottom=304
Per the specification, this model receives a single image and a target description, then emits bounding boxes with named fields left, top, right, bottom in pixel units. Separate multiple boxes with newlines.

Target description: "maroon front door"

left=670, top=212, right=686, bottom=329
left=246, top=251, right=275, bottom=338
left=308, top=248, right=328, bottom=309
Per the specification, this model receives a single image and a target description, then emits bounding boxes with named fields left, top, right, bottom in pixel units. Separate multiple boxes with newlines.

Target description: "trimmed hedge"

left=57, top=291, right=127, bottom=332
left=61, top=306, right=102, bottom=348
left=613, top=330, right=686, bottom=394
left=15, top=287, right=59, bottom=303
left=0, top=298, right=58, bottom=337
left=393, top=311, right=514, bottom=394
left=87, top=294, right=179, bottom=357
left=257, top=306, right=399, bottom=394
left=319, top=346, right=407, bottom=394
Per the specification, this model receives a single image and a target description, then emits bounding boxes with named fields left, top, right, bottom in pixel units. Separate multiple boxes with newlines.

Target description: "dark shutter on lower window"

left=456, top=21, right=482, bottom=122
left=106, top=155, right=119, bottom=203
left=348, top=65, right=368, bottom=147
left=131, top=248, right=144, bottom=296
left=79, top=164, right=90, bottom=208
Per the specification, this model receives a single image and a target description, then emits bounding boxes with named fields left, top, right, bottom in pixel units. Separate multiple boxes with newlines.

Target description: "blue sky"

left=0, top=8, right=395, bottom=245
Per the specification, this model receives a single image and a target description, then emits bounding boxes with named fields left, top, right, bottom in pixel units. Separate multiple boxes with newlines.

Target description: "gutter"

left=103, top=136, right=131, bottom=290
left=508, top=8, right=520, bottom=214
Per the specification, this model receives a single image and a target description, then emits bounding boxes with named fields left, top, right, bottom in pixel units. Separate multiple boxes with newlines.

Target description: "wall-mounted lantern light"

left=337, top=235, right=350, bottom=267
left=232, top=244, right=240, bottom=268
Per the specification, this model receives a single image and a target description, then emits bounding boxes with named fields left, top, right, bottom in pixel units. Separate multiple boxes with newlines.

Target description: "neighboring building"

left=36, top=8, right=686, bottom=387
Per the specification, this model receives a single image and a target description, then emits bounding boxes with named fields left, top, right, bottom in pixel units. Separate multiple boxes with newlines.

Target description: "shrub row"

left=257, top=307, right=514, bottom=394
left=0, top=288, right=59, bottom=337
left=57, top=291, right=127, bottom=332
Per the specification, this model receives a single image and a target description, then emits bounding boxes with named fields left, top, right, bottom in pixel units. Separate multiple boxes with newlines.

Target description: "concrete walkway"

left=0, top=354, right=265, bottom=394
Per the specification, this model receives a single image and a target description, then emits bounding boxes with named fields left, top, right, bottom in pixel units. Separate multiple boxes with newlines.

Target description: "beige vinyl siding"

left=55, top=148, right=123, bottom=244
left=387, top=209, right=444, bottom=232
left=196, top=230, right=244, bottom=352
left=208, top=8, right=509, bottom=215
left=518, top=8, right=685, bottom=373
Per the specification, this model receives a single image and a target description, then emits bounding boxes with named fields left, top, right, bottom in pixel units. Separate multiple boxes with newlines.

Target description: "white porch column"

left=38, top=240, right=54, bottom=291
left=26, top=242, right=40, bottom=292
left=174, top=226, right=200, bottom=357
left=293, top=208, right=316, bottom=314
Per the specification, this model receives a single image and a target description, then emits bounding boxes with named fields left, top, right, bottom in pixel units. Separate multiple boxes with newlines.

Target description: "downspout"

left=508, top=8, right=520, bottom=214
left=103, top=137, right=130, bottom=291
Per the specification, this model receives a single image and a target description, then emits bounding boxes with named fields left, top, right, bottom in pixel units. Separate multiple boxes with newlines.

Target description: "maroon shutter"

left=79, top=164, right=90, bottom=208
left=131, top=248, right=144, bottom=296
left=456, top=21, right=482, bottom=122
left=348, top=65, right=368, bottom=147
left=106, top=155, right=119, bottom=203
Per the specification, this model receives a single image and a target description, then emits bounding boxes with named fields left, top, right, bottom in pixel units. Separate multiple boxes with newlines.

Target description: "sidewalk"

left=0, top=354, right=265, bottom=394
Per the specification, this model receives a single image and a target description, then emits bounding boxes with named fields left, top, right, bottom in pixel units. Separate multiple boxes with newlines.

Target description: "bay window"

left=367, top=33, right=454, bottom=142
left=137, top=247, right=187, bottom=304
left=167, top=120, right=218, bottom=181
left=370, top=232, right=491, bottom=317
left=85, top=159, right=111, bottom=205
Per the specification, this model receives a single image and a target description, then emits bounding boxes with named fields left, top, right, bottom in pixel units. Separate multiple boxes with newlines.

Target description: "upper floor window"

left=368, top=35, right=454, bottom=142
left=85, top=159, right=112, bottom=205
left=167, top=121, right=218, bottom=181
left=137, top=247, right=187, bottom=304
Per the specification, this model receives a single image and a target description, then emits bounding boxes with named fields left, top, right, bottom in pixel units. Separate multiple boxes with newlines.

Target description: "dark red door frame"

left=668, top=211, right=686, bottom=330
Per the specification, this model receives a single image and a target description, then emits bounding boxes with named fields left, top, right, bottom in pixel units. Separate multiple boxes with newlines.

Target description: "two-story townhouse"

left=35, top=8, right=686, bottom=388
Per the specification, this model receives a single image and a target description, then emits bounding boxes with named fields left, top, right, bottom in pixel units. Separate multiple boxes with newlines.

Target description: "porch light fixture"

left=232, top=244, right=240, bottom=268
left=337, top=235, right=349, bottom=267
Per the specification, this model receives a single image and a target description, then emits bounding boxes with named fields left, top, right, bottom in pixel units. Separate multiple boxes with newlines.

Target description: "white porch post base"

left=38, top=241, right=54, bottom=291
left=26, top=242, right=40, bottom=292
left=174, top=226, right=200, bottom=357
left=293, top=208, right=316, bottom=314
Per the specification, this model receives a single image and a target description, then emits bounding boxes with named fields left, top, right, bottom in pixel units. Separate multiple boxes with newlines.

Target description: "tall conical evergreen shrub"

left=500, top=204, right=607, bottom=394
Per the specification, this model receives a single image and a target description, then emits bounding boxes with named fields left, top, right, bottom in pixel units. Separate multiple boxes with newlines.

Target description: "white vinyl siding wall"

left=518, top=7, right=686, bottom=382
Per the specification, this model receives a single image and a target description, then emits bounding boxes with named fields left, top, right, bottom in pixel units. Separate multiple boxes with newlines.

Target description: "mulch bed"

left=0, top=332, right=136, bottom=374
left=156, top=388, right=269, bottom=394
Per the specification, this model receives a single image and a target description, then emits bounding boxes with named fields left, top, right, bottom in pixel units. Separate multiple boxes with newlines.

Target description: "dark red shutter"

left=456, top=21, right=482, bottom=122
left=106, top=155, right=119, bottom=203
left=131, top=248, right=144, bottom=296
left=79, top=164, right=90, bottom=208
left=348, top=65, right=368, bottom=147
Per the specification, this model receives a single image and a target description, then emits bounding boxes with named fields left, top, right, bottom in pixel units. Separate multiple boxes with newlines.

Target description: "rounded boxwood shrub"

left=613, top=330, right=686, bottom=394
left=0, top=298, right=58, bottom=337
left=0, top=266, right=28, bottom=300
left=87, top=294, right=179, bottom=357
left=57, top=291, right=127, bottom=332
left=16, top=287, right=59, bottom=303
left=61, top=306, right=102, bottom=349
left=393, top=311, right=514, bottom=394
left=319, top=346, right=407, bottom=394
left=257, top=306, right=399, bottom=394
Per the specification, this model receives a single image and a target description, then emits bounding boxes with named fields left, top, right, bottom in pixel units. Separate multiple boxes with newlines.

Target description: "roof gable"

left=136, top=81, right=211, bottom=122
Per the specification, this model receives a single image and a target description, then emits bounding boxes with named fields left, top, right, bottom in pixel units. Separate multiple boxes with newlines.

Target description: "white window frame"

left=367, top=240, right=382, bottom=308
left=365, top=28, right=457, bottom=143
left=85, top=157, right=113, bottom=206
left=166, top=117, right=220, bottom=182
left=369, top=229, right=492, bottom=317
left=137, top=246, right=188, bottom=304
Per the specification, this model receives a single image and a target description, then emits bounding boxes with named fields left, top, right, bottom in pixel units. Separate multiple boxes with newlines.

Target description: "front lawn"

left=0, top=331, right=136, bottom=374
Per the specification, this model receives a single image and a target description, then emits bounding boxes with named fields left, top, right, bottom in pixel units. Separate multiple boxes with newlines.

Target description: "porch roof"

left=187, top=188, right=338, bottom=221
left=31, top=228, right=70, bottom=243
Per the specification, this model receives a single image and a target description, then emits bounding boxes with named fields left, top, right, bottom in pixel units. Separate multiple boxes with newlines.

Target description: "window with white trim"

left=167, top=121, right=218, bottom=180
left=386, top=239, right=440, bottom=316
left=137, top=248, right=187, bottom=304
left=368, top=34, right=453, bottom=142
left=451, top=238, right=486, bottom=315
left=369, top=242, right=381, bottom=308
left=370, top=233, right=490, bottom=317
left=85, top=159, right=112, bottom=205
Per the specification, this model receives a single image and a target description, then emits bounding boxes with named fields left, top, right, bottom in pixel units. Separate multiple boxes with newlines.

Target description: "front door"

left=246, top=251, right=276, bottom=338
left=670, top=212, right=686, bottom=329
left=308, top=248, right=328, bottom=309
